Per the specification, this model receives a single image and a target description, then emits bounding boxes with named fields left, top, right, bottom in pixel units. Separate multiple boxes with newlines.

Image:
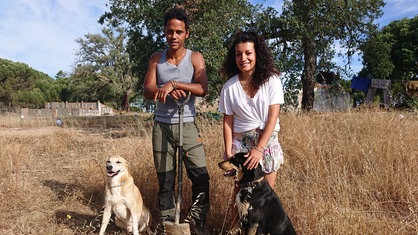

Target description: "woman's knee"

left=264, top=171, right=277, bottom=188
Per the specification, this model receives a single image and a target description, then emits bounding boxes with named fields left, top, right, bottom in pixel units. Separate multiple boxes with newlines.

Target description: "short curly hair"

left=164, top=5, right=189, bottom=32
left=221, top=30, right=279, bottom=89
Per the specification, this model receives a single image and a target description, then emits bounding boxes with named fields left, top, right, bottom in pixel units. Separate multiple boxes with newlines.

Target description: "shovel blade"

left=163, top=221, right=191, bottom=235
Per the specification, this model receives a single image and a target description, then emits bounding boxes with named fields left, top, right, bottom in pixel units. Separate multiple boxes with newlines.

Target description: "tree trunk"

left=301, top=37, right=317, bottom=111
left=122, top=91, right=130, bottom=112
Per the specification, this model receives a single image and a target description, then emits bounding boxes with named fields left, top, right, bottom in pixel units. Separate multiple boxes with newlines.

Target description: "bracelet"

left=252, top=146, right=263, bottom=153
left=169, top=80, right=177, bottom=90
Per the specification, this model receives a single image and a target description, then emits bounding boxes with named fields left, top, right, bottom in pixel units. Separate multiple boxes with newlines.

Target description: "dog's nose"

left=106, top=165, right=113, bottom=171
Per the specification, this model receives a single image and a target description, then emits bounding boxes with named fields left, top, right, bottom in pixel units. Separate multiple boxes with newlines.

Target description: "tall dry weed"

left=0, top=111, right=416, bottom=234
left=279, top=111, right=417, bottom=234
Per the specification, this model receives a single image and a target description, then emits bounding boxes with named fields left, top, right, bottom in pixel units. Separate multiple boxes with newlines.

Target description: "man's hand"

left=170, top=89, right=187, bottom=100
left=154, top=82, right=175, bottom=103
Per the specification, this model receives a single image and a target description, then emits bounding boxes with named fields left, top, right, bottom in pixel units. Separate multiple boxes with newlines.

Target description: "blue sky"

left=0, top=0, right=416, bottom=78
left=0, top=0, right=108, bottom=77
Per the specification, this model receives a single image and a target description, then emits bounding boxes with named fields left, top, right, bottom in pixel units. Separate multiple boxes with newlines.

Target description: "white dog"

left=99, top=156, right=152, bottom=235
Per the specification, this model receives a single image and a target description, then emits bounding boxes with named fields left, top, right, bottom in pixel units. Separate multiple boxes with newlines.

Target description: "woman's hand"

left=244, top=147, right=263, bottom=170
left=223, top=152, right=234, bottom=160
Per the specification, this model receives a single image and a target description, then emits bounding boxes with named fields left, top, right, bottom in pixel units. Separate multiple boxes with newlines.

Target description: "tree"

left=99, top=0, right=254, bottom=103
left=73, top=27, right=137, bottom=111
left=0, top=58, right=59, bottom=109
left=248, top=6, right=304, bottom=109
left=360, top=33, right=394, bottom=80
left=98, top=0, right=386, bottom=111
left=276, top=0, right=384, bottom=111
left=360, top=15, right=418, bottom=109
left=362, top=16, right=418, bottom=81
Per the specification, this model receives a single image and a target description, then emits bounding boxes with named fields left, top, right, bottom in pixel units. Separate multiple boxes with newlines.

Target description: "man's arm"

left=190, top=51, right=208, bottom=97
left=144, top=52, right=176, bottom=103
left=143, top=52, right=160, bottom=100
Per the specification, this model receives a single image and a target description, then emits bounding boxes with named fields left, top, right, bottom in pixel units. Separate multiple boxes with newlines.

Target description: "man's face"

left=164, top=19, right=189, bottom=50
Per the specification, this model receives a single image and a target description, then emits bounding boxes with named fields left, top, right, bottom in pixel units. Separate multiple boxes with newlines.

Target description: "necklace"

left=238, top=74, right=252, bottom=88
left=240, top=81, right=250, bottom=88
left=167, top=49, right=186, bottom=66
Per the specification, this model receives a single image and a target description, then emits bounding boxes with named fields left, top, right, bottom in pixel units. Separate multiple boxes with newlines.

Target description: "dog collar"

left=240, top=176, right=265, bottom=188
left=110, top=181, right=126, bottom=189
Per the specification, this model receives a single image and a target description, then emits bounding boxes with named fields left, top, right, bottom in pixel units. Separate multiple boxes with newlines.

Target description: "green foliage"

left=93, top=0, right=385, bottom=111
left=340, top=78, right=365, bottom=107
left=0, top=58, right=59, bottom=108
left=360, top=16, right=418, bottom=109
left=71, top=27, right=137, bottom=111
left=278, top=0, right=384, bottom=110
left=362, top=16, right=418, bottom=81
left=188, top=0, right=254, bottom=102
left=391, top=81, right=418, bottom=110
left=361, top=32, right=395, bottom=79
left=1, top=1, right=403, bottom=112
left=100, top=0, right=254, bottom=103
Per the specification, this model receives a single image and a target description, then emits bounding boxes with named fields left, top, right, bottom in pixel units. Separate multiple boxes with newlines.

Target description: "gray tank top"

left=155, top=49, right=196, bottom=124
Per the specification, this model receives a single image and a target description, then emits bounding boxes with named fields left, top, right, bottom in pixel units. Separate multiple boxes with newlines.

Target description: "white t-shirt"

left=218, top=74, right=284, bottom=133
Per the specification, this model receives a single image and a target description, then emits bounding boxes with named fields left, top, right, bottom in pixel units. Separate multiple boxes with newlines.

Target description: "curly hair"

left=221, top=30, right=279, bottom=90
left=164, top=5, right=189, bottom=32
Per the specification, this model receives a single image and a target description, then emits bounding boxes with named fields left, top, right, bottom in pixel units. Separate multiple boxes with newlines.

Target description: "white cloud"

left=379, top=0, right=418, bottom=27
left=0, top=0, right=415, bottom=78
left=0, top=0, right=108, bottom=77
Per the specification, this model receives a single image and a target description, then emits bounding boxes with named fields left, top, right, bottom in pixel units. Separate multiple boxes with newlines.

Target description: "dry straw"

left=0, top=111, right=416, bottom=234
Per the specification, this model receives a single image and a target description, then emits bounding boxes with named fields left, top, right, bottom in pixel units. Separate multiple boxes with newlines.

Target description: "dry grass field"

left=0, top=110, right=417, bottom=234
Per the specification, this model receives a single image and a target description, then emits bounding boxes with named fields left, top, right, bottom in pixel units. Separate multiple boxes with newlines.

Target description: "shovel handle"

left=174, top=91, right=191, bottom=147
left=173, top=91, right=191, bottom=110
left=174, top=91, right=191, bottom=225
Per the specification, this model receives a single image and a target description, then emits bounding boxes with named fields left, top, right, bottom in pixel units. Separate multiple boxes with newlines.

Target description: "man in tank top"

left=143, top=5, right=209, bottom=235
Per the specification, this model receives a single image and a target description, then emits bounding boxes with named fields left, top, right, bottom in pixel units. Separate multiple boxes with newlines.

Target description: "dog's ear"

left=122, top=158, right=131, bottom=170
left=233, top=152, right=248, bottom=165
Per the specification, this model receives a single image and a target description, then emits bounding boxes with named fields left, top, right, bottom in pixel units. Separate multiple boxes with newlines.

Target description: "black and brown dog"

left=218, top=152, right=297, bottom=235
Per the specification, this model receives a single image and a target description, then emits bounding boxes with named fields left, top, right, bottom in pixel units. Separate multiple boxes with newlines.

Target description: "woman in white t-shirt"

left=218, top=30, right=285, bottom=188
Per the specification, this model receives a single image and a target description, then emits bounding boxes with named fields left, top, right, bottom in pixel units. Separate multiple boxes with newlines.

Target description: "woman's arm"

left=257, top=104, right=280, bottom=149
left=223, top=114, right=234, bottom=159
left=245, top=104, right=280, bottom=169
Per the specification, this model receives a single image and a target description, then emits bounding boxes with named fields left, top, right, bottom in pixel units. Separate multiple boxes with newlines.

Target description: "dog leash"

left=220, top=181, right=237, bottom=235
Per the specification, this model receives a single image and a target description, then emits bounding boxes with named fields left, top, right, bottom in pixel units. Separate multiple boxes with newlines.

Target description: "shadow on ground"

left=43, top=179, right=123, bottom=234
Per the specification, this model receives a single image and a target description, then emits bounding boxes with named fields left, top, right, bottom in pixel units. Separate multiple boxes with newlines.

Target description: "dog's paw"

left=227, top=226, right=242, bottom=235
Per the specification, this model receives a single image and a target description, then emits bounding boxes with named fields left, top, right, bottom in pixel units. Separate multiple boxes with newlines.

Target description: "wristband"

left=169, top=80, right=177, bottom=90
left=252, top=146, right=263, bottom=153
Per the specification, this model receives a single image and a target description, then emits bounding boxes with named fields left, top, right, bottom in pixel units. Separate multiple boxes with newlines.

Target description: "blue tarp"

left=351, top=76, right=371, bottom=92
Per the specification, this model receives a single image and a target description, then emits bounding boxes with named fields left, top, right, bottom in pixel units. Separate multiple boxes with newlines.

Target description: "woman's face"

left=235, top=41, right=256, bottom=75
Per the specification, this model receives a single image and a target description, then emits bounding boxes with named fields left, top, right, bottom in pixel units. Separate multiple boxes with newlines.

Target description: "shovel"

left=164, top=92, right=192, bottom=235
